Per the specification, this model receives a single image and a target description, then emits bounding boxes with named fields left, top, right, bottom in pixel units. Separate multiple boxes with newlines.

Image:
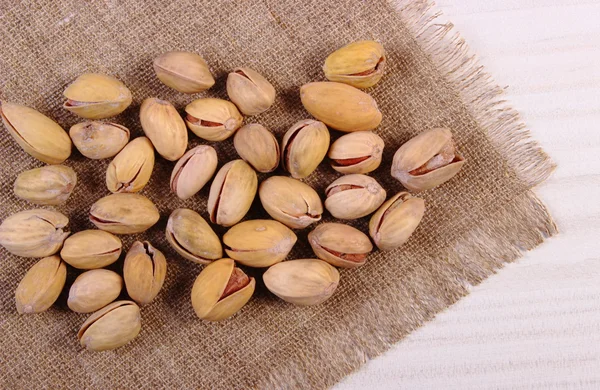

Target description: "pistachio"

left=207, top=160, right=257, bottom=227
left=89, top=193, right=160, bottom=234
left=324, top=174, right=386, bottom=219
left=226, top=67, right=276, bottom=115
left=78, top=300, right=141, bottom=351
left=0, top=209, right=69, bottom=258
left=63, top=73, right=132, bottom=119
left=191, top=258, right=255, bottom=321
left=391, top=128, right=465, bottom=192
left=170, top=145, right=218, bottom=200
left=323, top=40, right=386, bottom=89
left=0, top=101, right=71, bottom=164
left=300, top=82, right=382, bottom=132
left=233, top=124, right=279, bottom=173
left=223, top=219, right=297, bottom=268
left=60, top=229, right=122, bottom=269
left=259, top=176, right=322, bottom=229
left=263, top=259, right=339, bottom=306
left=139, top=98, right=187, bottom=161
left=166, top=208, right=222, bottom=264
left=328, top=131, right=384, bottom=174
left=153, top=51, right=215, bottom=93
left=184, top=98, right=243, bottom=141
left=369, top=192, right=425, bottom=250
left=67, top=269, right=123, bottom=313
left=281, top=119, right=330, bottom=179
left=14, top=165, right=77, bottom=205
left=106, top=137, right=155, bottom=193
left=123, top=241, right=167, bottom=305
left=69, top=121, right=130, bottom=159
left=308, top=222, right=372, bottom=268
left=15, top=255, right=66, bottom=314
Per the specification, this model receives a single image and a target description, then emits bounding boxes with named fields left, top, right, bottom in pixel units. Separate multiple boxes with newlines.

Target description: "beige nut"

left=153, top=51, right=215, bottom=93
left=328, top=131, right=384, bottom=174
left=67, top=269, right=123, bottom=313
left=166, top=208, right=222, bottom=264
left=106, top=137, right=155, bottom=193
left=77, top=300, right=141, bottom=351
left=323, top=40, right=386, bottom=89
left=226, top=67, right=276, bottom=115
left=69, top=121, right=130, bottom=159
left=123, top=241, right=166, bottom=305
left=15, top=255, right=67, bottom=314
left=185, top=98, right=243, bottom=141
left=308, top=222, right=372, bottom=268
left=63, top=73, right=132, bottom=119
left=281, top=119, right=330, bottom=179
left=324, top=174, right=386, bottom=220
left=14, top=165, right=77, bottom=205
left=170, top=145, right=218, bottom=200
left=89, top=193, right=160, bottom=234
left=233, top=124, right=279, bottom=173
left=369, top=192, right=425, bottom=251
left=139, top=98, right=187, bottom=161
left=60, top=229, right=122, bottom=269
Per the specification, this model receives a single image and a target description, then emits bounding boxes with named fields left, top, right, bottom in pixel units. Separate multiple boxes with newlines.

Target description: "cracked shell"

left=185, top=98, right=243, bottom=141
left=323, top=40, right=386, bottom=89
left=325, top=174, right=386, bottom=220
left=281, top=119, right=330, bottom=179
left=89, top=193, right=160, bottom=234
left=106, top=136, right=155, bottom=193
left=123, top=241, right=167, bottom=305
left=308, top=222, right=372, bottom=268
left=60, top=229, right=122, bottom=269
left=226, top=67, right=276, bottom=116
left=77, top=300, right=141, bottom=351
left=15, top=255, right=67, bottom=314
left=153, top=51, right=215, bottom=93
left=170, top=145, right=218, bottom=200
left=69, top=121, right=130, bottom=159
left=63, top=73, right=132, bottom=119
left=166, top=208, right=222, bottom=265
left=328, top=131, right=384, bottom=174
left=369, top=192, right=425, bottom=251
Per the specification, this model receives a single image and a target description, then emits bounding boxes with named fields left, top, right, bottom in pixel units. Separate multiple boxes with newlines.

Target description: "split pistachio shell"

left=263, top=259, right=339, bottom=306
left=166, top=208, right=222, bottom=264
left=300, top=82, right=382, bottom=132
left=391, top=128, right=465, bottom=192
left=0, top=102, right=71, bottom=164
left=191, top=258, right=255, bottom=321
left=90, top=193, right=160, bottom=234
left=328, top=131, right=384, bottom=174
left=170, top=145, right=218, bottom=200
left=207, top=160, right=257, bottom=227
left=259, top=176, right=323, bottom=229
left=323, top=40, right=386, bottom=89
left=69, top=121, right=130, bottom=159
left=153, top=51, right=215, bottom=93
left=60, top=229, right=122, bottom=269
left=15, top=255, right=67, bottom=314
left=227, top=67, right=276, bottom=116
left=233, top=124, right=279, bottom=173
left=78, top=300, right=141, bottom=351
left=67, top=269, right=123, bottom=313
left=139, top=98, right=187, bottom=161
left=14, top=165, right=77, bottom=205
left=308, top=223, right=372, bottom=268
left=185, top=98, right=243, bottom=141
left=0, top=209, right=69, bottom=258
left=281, top=119, right=330, bottom=179
left=223, top=219, right=297, bottom=268
left=106, top=136, right=155, bottom=193
left=369, top=192, right=425, bottom=250
left=325, top=174, right=386, bottom=220
left=63, top=73, right=132, bottom=119
left=123, top=241, right=167, bottom=305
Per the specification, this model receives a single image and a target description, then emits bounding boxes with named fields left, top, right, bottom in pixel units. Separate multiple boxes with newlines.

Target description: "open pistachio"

left=67, top=269, right=123, bottom=313
left=170, top=145, right=218, bottom=200
left=324, top=174, right=386, bottom=220
left=323, top=40, right=386, bottom=89
left=308, top=223, right=372, bottom=268
left=0, top=209, right=69, bottom=258
left=78, top=300, right=141, bottom=351
left=69, top=121, right=130, bottom=159
left=185, top=98, right=243, bottom=142
left=369, top=192, right=425, bottom=251
left=391, top=128, right=465, bottom=192
left=14, top=165, right=77, bottom=205
left=15, top=255, right=66, bottom=314
left=123, top=241, right=167, bottom=305
left=106, top=137, right=155, bottom=193
left=1, top=101, right=71, bottom=164
left=223, top=219, right=297, bottom=268
left=191, top=258, right=255, bottom=321
left=263, top=259, right=339, bottom=306
left=328, top=131, right=384, bottom=174
left=207, top=160, right=257, bottom=227
left=227, top=67, right=276, bottom=116
left=166, top=208, right=222, bottom=264
left=153, top=51, right=215, bottom=93
left=258, top=176, right=323, bottom=229
left=90, top=193, right=160, bottom=234
left=233, top=124, right=279, bottom=173
left=140, top=98, right=187, bottom=161
left=60, top=229, right=122, bottom=269
left=63, top=73, right=132, bottom=119
left=281, top=119, right=330, bottom=179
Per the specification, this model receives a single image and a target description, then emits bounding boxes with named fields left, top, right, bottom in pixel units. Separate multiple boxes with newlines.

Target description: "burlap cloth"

left=0, top=0, right=557, bottom=389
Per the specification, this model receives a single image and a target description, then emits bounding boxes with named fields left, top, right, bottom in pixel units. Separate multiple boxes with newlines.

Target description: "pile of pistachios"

left=0, top=40, right=465, bottom=352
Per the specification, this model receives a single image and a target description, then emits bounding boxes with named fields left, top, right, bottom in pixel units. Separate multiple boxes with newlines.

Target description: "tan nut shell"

left=369, top=192, right=425, bottom=251
left=325, top=174, right=386, bottom=220
left=223, top=219, right=297, bottom=268
left=308, top=223, right=372, bottom=268
left=78, top=300, right=141, bottom=351
left=67, top=269, right=123, bottom=313
left=153, top=51, right=215, bottom=93
left=123, top=241, right=166, bottom=305
left=90, top=193, right=160, bottom=234
left=281, top=119, right=330, bottom=179
left=106, top=137, right=155, bottom=193
left=323, top=40, right=386, bottom=89
left=14, top=165, right=77, bottom=205
left=69, top=121, right=130, bottom=159
left=233, top=124, right=279, bottom=173
left=227, top=67, right=276, bottom=116
left=328, top=131, right=384, bottom=174
left=170, top=145, right=218, bottom=200
left=63, top=73, right=132, bottom=119
left=140, top=98, right=187, bottom=161
left=263, top=259, right=339, bottom=306
left=185, top=98, right=243, bottom=141
left=60, top=229, right=122, bottom=269
left=166, top=208, right=222, bottom=264
left=15, top=255, right=67, bottom=314
left=1, top=102, right=71, bottom=164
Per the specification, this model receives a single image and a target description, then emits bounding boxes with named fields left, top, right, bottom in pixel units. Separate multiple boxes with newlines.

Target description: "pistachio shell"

left=185, top=98, right=243, bottom=141
left=139, top=98, right=187, bottom=161
left=323, top=40, right=386, bottom=88
left=69, top=121, right=130, bottom=159
left=60, top=229, right=122, bottom=269
left=324, top=174, right=386, bottom=220
left=123, top=241, right=167, bottom=305
left=15, top=255, right=67, bottom=314
left=281, top=119, right=330, bottom=179
left=89, top=193, right=160, bottom=234
left=226, top=67, right=276, bottom=115
left=14, top=165, right=77, bottom=205
left=153, top=51, right=215, bottom=93
left=233, top=124, right=279, bottom=173
left=328, top=131, right=384, bottom=174
left=170, top=145, right=218, bottom=200
left=369, top=192, right=425, bottom=250
left=308, top=222, right=372, bottom=268
left=63, top=73, right=132, bottom=119
left=106, top=137, right=155, bottom=193
left=78, top=300, right=141, bottom=351
left=67, top=269, right=123, bottom=313
left=165, top=208, right=222, bottom=264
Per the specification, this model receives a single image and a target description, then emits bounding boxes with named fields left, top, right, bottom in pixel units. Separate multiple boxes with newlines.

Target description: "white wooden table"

left=337, top=1, right=600, bottom=388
